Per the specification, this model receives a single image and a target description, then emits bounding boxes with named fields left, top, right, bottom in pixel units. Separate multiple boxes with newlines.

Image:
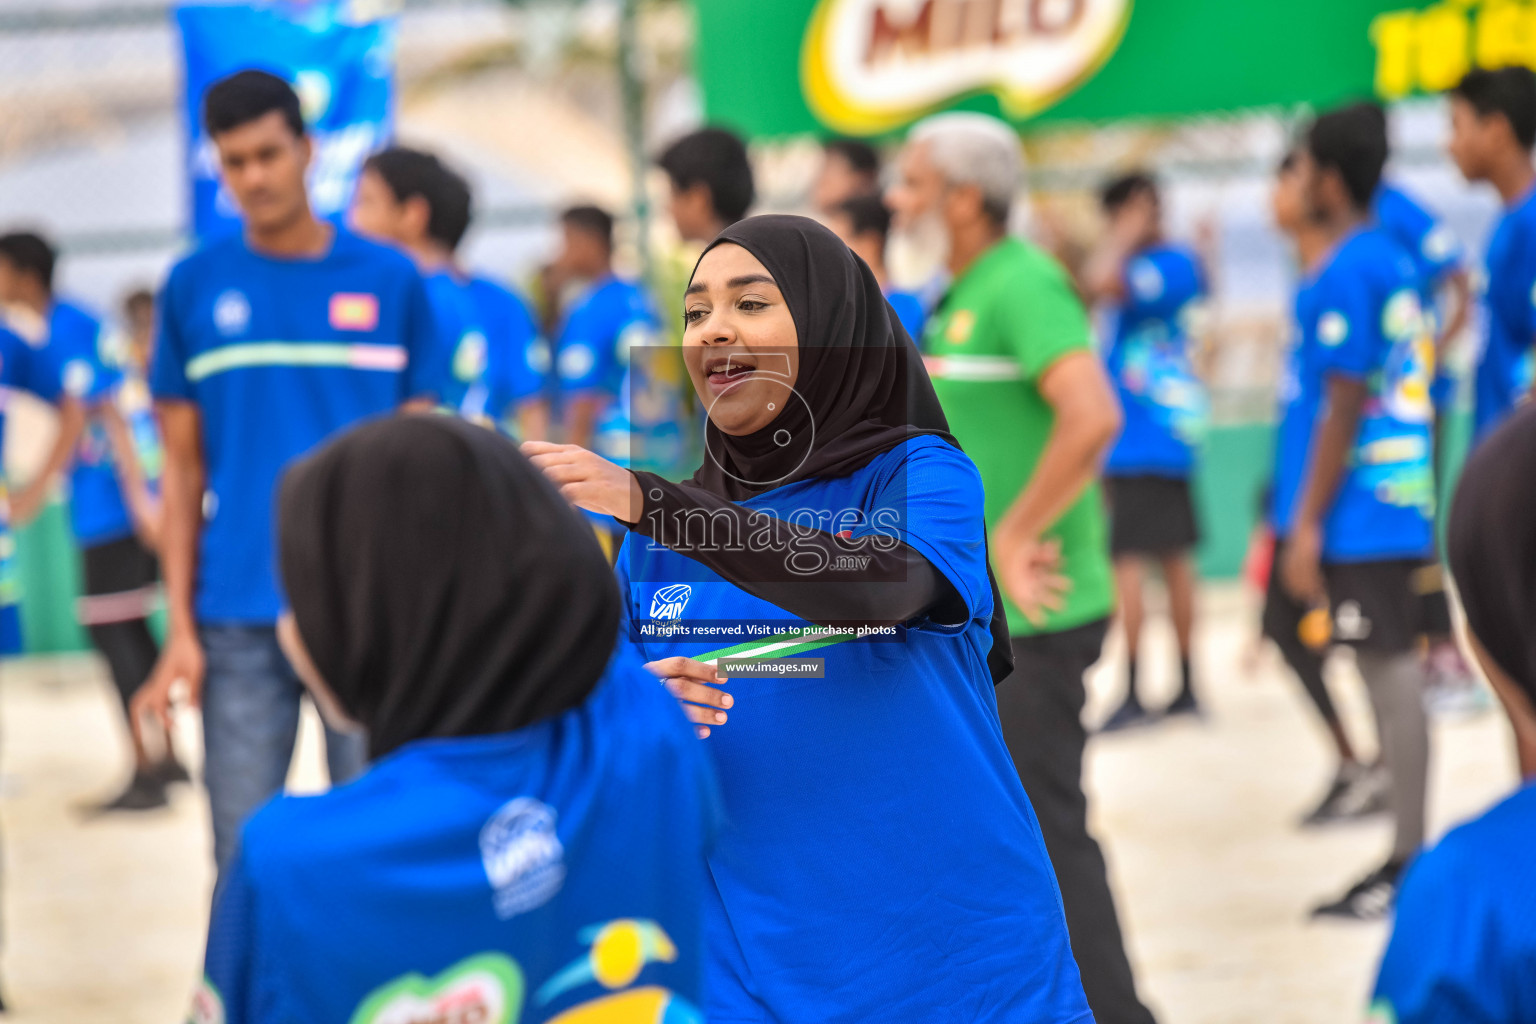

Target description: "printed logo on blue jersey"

left=453, top=331, right=488, bottom=383
left=213, top=290, right=250, bottom=336
left=61, top=359, right=95, bottom=399
left=649, top=584, right=691, bottom=620
left=480, top=797, right=565, bottom=920
left=1128, top=258, right=1165, bottom=301
left=1318, top=311, right=1349, bottom=347
left=558, top=342, right=596, bottom=382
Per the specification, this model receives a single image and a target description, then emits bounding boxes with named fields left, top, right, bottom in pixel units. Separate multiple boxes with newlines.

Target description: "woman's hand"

left=644, top=656, right=733, bottom=739
left=521, top=441, right=643, bottom=522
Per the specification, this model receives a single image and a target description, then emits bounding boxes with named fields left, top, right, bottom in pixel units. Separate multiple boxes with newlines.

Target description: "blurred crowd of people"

left=2, top=57, right=1536, bottom=1024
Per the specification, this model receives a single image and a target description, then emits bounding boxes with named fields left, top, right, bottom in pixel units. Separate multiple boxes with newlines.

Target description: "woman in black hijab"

left=192, top=415, right=717, bottom=1024
left=525, top=215, right=1090, bottom=1023
left=1369, top=404, right=1536, bottom=1019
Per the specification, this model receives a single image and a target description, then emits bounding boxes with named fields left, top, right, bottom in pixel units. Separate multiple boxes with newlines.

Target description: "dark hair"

left=1100, top=170, right=1158, bottom=213
left=1277, top=148, right=1299, bottom=174
left=364, top=147, right=473, bottom=250
left=836, top=193, right=893, bottom=241
left=561, top=205, right=615, bottom=250
left=656, top=127, right=755, bottom=225
left=203, top=69, right=305, bottom=139
left=0, top=231, right=56, bottom=291
left=1306, top=102, right=1388, bottom=209
left=1453, top=66, right=1536, bottom=150
left=824, top=137, right=880, bottom=177
left=123, top=287, right=154, bottom=316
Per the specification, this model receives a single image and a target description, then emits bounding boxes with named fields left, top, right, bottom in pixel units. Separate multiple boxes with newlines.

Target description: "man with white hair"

left=890, top=111, right=1157, bottom=1024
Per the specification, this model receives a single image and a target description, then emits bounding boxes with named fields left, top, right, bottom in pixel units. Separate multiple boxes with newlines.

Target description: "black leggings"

left=88, top=619, right=159, bottom=711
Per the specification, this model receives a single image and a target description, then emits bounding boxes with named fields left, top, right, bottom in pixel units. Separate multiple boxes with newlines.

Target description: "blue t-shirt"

left=886, top=288, right=926, bottom=343
left=466, top=275, right=547, bottom=425
left=1104, top=243, right=1209, bottom=478
left=1475, top=187, right=1536, bottom=441
left=1269, top=227, right=1435, bottom=562
left=150, top=229, right=443, bottom=623
left=0, top=322, right=64, bottom=653
left=618, top=436, right=1090, bottom=1024
left=194, top=645, right=719, bottom=1024
left=1370, top=782, right=1536, bottom=1023
left=1373, top=184, right=1465, bottom=412
left=46, top=300, right=134, bottom=546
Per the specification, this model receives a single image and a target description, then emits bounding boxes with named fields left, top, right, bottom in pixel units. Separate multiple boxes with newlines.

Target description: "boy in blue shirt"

left=1447, top=66, right=1536, bottom=443
left=1370, top=403, right=1536, bottom=1023
left=826, top=192, right=928, bottom=341
left=131, top=70, right=443, bottom=877
left=0, top=232, right=181, bottom=812
left=1081, top=171, right=1209, bottom=730
left=1278, top=104, right=1436, bottom=919
left=350, top=146, right=549, bottom=436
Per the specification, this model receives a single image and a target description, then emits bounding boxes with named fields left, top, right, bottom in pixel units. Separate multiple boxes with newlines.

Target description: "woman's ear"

left=277, top=611, right=364, bottom=736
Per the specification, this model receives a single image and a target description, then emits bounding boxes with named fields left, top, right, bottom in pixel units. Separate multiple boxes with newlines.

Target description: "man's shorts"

left=78, top=535, right=159, bottom=626
left=1323, top=559, right=1425, bottom=655
left=1105, top=474, right=1201, bottom=557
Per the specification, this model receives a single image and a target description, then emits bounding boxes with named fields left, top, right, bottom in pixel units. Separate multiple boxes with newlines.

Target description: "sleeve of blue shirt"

left=59, top=320, right=122, bottom=407
left=4, top=331, right=63, bottom=404
left=401, top=270, right=448, bottom=403
left=150, top=269, right=194, bottom=402
left=489, top=291, right=546, bottom=413
left=560, top=291, right=640, bottom=396
left=859, top=440, right=991, bottom=628
left=1371, top=843, right=1500, bottom=1024
left=1512, top=217, right=1536, bottom=349
left=200, top=851, right=258, bottom=1024
left=1313, top=260, right=1382, bottom=383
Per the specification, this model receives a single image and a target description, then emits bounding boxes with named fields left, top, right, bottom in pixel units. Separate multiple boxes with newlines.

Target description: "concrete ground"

left=0, top=585, right=1516, bottom=1023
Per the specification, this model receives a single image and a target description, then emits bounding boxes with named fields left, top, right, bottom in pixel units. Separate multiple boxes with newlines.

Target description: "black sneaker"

left=1164, top=688, right=1201, bottom=718
left=1099, top=696, right=1153, bottom=733
left=82, top=772, right=169, bottom=815
left=1300, top=762, right=1387, bottom=826
left=1312, top=860, right=1403, bottom=921
left=148, top=757, right=192, bottom=786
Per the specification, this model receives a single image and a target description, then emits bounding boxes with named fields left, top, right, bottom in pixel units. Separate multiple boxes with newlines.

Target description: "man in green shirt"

left=890, top=112, right=1156, bottom=1024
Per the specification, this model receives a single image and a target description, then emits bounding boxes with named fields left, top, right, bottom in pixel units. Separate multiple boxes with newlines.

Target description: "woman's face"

left=683, top=243, right=801, bottom=436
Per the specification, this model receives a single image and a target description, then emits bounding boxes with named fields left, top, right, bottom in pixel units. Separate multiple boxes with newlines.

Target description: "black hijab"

left=686, top=214, right=1013, bottom=683
left=1447, top=404, right=1536, bottom=705
left=278, top=415, right=620, bottom=759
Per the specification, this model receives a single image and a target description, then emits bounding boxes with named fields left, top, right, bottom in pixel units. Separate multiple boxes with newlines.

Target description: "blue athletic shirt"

left=885, top=288, right=926, bottom=343
left=1474, top=186, right=1536, bottom=440
left=1369, top=782, right=1536, bottom=1023
left=466, top=275, right=547, bottom=426
left=0, top=322, right=64, bottom=654
left=617, top=435, right=1090, bottom=1024
left=1104, top=242, right=1209, bottom=478
left=192, top=644, right=719, bottom=1024
left=150, top=228, right=443, bottom=623
left=1269, top=227, right=1435, bottom=562
left=45, top=300, right=134, bottom=546
left=1373, top=184, right=1465, bottom=412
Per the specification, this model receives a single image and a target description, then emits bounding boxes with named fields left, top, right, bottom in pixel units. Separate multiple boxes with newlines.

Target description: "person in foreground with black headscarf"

left=188, top=415, right=718, bottom=1024
left=523, top=215, right=1091, bottom=1023
left=1369, top=403, right=1536, bottom=1023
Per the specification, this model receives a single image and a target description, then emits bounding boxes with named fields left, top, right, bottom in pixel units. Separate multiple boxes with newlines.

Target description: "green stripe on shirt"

left=696, top=627, right=855, bottom=666
left=185, top=342, right=407, bottom=383
left=922, top=354, right=1024, bottom=382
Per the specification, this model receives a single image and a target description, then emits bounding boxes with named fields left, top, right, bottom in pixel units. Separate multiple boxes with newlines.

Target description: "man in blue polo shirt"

left=350, top=145, right=549, bottom=436
left=1447, top=66, right=1536, bottom=443
left=0, top=231, right=178, bottom=812
left=132, top=70, right=442, bottom=876
left=1278, top=104, right=1436, bottom=920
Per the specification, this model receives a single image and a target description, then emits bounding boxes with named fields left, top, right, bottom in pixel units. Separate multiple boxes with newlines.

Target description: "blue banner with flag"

left=175, top=1, right=397, bottom=240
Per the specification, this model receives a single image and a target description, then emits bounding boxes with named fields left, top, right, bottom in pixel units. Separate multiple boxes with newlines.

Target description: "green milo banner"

left=695, top=0, right=1535, bottom=138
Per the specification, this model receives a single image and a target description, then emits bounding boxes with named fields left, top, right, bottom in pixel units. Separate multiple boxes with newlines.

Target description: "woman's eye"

left=683, top=308, right=706, bottom=326
left=738, top=299, right=767, bottom=312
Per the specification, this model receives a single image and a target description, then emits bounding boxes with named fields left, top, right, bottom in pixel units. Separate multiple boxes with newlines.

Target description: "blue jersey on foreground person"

left=45, top=299, right=135, bottom=546
left=574, top=216, right=1090, bottom=1024
left=886, top=287, right=926, bottom=342
left=1103, top=242, right=1208, bottom=477
left=150, top=227, right=442, bottom=622
left=1473, top=186, right=1536, bottom=439
left=195, top=416, right=718, bottom=1024
left=1269, top=227, right=1435, bottom=560
left=1372, top=183, right=1464, bottom=411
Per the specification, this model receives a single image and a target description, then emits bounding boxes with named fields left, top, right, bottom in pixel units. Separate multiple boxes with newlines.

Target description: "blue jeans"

left=201, top=624, right=368, bottom=875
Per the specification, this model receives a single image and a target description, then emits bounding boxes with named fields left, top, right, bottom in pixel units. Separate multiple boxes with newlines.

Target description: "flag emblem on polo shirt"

left=329, top=293, right=379, bottom=331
